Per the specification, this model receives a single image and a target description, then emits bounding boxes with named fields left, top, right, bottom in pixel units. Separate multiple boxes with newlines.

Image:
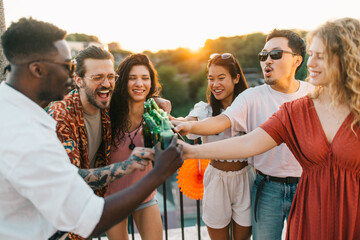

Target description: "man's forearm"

left=89, top=135, right=182, bottom=237
left=78, top=159, right=134, bottom=190
left=90, top=169, right=165, bottom=237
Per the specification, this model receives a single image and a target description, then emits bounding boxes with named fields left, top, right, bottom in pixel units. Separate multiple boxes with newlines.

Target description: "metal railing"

left=97, top=138, right=205, bottom=240
left=127, top=182, right=203, bottom=240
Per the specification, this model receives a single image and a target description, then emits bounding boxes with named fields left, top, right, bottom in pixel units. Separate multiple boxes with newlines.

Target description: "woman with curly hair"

left=180, top=17, right=360, bottom=239
left=105, top=54, right=163, bottom=240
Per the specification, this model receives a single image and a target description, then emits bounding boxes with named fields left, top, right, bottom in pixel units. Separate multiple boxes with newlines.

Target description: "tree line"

left=136, top=31, right=308, bottom=117
left=0, top=26, right=308, bottom=116
left=68, top=31, right=308, bottom=117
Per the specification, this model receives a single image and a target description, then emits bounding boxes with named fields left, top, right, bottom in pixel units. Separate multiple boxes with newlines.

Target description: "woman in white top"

left=177, top=53, right=255, bottom=240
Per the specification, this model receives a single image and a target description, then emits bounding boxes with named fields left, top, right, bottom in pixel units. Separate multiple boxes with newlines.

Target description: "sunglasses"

left=258, top=50, right=297, bottom=62
left=209, top=53, right=233, bottom=60
left=45, top=59, right=77, bottom=77
left=31, top=59, right=77, bottom=77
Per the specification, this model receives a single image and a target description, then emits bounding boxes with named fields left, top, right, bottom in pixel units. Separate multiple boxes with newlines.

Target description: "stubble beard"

left=264, top=77, right=277, bottom=85
left=38, top=76, right=66, bottom=103
left=83, top=82, right=111, bottom=110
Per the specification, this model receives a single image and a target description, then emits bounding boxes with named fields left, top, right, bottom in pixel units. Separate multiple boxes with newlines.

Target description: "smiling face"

left=77, top=58, right=115, bottom=113
left=260, top=37, right=299, bottom=87
left=307, top=36, right=339, bottom=87
left=127, top=65, right=151, bottom=104
left=208, top=64, right=239, bottom=108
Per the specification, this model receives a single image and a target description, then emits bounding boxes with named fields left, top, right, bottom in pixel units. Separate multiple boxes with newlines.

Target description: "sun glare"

left=4, top=0, right=360, bottom=53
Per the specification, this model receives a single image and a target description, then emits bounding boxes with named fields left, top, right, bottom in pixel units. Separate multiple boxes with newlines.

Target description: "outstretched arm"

left=153, top=97, right=171, bottom=114
left=78, top=147, right=154, bottom=190
left=89, top=136, right=183, bottom=237
left=182, top=127, right=277, bottom=160
left=172, top=114, right=231, bottom=136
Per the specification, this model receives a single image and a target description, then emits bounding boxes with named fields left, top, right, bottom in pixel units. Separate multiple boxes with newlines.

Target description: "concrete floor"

left=98, top=223, right=287, bottom=239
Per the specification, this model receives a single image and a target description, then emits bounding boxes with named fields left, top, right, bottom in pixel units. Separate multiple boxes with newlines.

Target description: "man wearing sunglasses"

left=173, top=29, right=314, bottom=239
left=0, top=17, right=183, bottom=240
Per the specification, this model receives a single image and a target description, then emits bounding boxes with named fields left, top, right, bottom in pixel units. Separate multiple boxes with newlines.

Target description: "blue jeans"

left=251, top=173, right=298, bottom=240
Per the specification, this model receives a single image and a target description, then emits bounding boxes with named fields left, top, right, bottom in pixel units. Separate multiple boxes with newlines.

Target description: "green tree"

left=295, top=54, right=308, bottom=81
left=156, top=65, right=192, bottom=117
left=196, top=84, right=208, bottom=103
left=187, top=68, right=206, bottom=101
left=144, top=30, right=309, bottom=117
left=66, top=33, right=100, bottom=43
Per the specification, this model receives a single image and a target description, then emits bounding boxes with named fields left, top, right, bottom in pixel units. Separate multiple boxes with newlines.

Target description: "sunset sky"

left=4, top=0, right=360, bottom=53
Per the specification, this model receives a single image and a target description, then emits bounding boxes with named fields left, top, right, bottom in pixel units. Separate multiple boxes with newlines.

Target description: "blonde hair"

left=307, top=17, right=360, bottom=129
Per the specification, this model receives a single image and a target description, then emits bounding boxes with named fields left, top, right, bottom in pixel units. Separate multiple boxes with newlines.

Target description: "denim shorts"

left=135, top=196, right=158, bottom=211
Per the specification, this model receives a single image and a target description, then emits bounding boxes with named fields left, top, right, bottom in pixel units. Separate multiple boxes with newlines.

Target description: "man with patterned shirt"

left=0, top=17, right=183, bottom=240
left=47, top=46, right=170, bottom=240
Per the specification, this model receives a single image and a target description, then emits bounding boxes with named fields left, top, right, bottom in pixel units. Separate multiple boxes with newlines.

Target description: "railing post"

left=179, top=189, right=185, bottom=240
left=197, top=200, right=201, bottom=240
left=128, top=214, right=135, bottom=240
left=162, top=182, right=168, bottom=240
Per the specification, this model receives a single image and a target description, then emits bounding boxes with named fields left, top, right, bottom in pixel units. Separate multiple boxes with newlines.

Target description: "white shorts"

left=202, top=164, right=255, bottom=228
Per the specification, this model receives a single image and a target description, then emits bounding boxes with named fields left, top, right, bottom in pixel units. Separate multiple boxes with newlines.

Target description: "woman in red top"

left=180, top=17, right=360, bottom=239
left=105, top=54, right=163, bottom=240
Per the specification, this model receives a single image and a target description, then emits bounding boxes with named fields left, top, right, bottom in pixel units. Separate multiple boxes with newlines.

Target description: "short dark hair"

left=266, top=29, right=306, bottom=73
left=75, top=46, right=114, bottom=78
left=1, top=17, right=66, bottom=64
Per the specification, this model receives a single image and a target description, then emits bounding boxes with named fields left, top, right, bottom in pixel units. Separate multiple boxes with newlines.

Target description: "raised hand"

left=78, top=147, right=154, bottom=190
left=171, top=120, right=194, bottom=136
left=174, top=138, right=195, bottom=160
left=128, top=146, right=155, bottom=168
left=154, top=97, right=172, bottom=114
left=170, top=116, right=187, bottom=121
left=153, top=135, right=183, bottom=180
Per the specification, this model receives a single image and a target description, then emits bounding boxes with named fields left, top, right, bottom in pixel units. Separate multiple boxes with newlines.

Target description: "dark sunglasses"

left=258, top=50, right=297, bottom=62
left=30, top=59, right=77, bottom=77
left=44, top=59, right=77, bottom=77
left=209, top=53, right=233, bottom=60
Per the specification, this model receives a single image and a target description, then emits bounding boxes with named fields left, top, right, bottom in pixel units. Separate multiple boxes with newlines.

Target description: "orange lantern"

left=176, top=158, right=210, bottom=200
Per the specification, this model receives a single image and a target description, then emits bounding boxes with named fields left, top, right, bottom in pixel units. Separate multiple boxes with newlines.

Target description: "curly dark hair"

left=1, top=17, right=66, bottom=64
left=110, top=54, right=161, bottom=145
left=206, top=54, right=248, bottom=116
left=266, top=29, right=306, bottom=73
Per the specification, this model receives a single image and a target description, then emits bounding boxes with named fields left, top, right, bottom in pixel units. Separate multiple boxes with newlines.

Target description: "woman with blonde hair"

left=179, top=17, right=360, bottom=239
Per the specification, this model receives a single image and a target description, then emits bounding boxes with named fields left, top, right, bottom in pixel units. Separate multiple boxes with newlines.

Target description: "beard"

left=264, top=77, right=277, bottom=85
left=38, top=91, right=61, bottom=102
left=38, top=85, right=65, bottom=103
left=39, top=76, right=75, bottom=104
left=83, top=81, right=112, bottom=110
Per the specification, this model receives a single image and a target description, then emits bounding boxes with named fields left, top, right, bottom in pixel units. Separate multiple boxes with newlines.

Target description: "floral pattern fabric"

left=47, top=89, right=111, bottom=240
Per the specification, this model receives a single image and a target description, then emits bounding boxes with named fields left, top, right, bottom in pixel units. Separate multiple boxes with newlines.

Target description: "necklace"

left=128, top=123, right=142, bottom=150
